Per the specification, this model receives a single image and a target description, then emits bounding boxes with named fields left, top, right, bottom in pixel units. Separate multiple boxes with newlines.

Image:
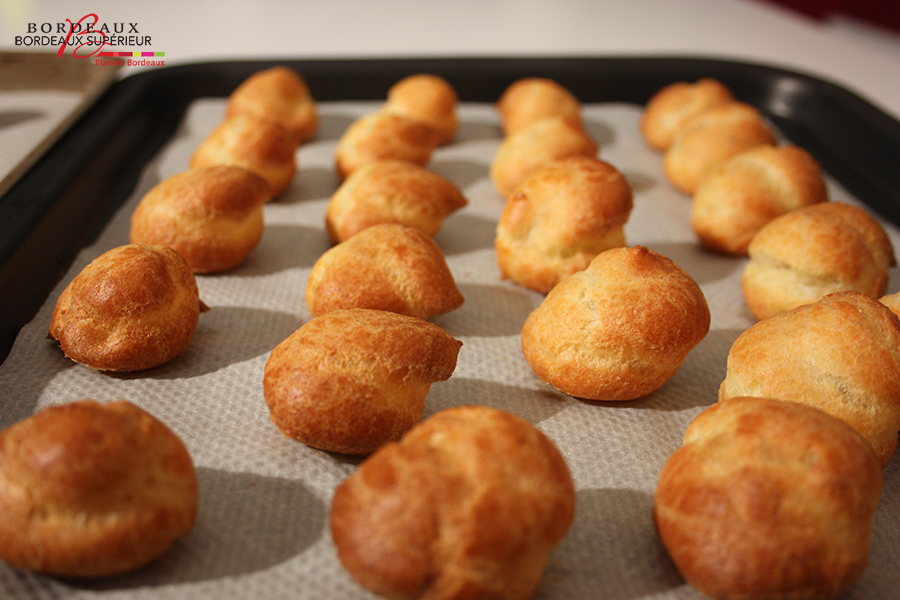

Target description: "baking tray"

left=2, top=56, right=900, bottom=599
left=2, top=56, right=900, bottom=365
left=0, top=52, right=120, bottom=199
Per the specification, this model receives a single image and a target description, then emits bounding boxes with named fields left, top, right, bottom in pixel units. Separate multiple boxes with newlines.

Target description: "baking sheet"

left=0, top=52, right=120, bottom=199
left=1, top=90, right=899, bottom=599
left=4, top=56, right=899, bottom=369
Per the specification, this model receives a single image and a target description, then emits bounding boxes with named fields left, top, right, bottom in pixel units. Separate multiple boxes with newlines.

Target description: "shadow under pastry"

left=233, top=223, right=331, bottom=275
left=433, top=212, right=499, bottom=255
left=65, top=467, right=327, bottom=590
left=637, top=240, right=743, bottom=286
left=107, top=306, right=303, bottom=380
left=280, top=164, right=342, bottom=204
left=431, top=282, right=541, bottom=338
left=424, top=376, right=568, bottom=425
left=542, top=487, right=683, bottom=600
left=428, top=157, right=491, bottom=191
left=582, top=118, right=616, bottom=148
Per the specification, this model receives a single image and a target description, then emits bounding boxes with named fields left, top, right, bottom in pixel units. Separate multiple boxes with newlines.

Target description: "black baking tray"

left=2, top=55, right=899, bottom=364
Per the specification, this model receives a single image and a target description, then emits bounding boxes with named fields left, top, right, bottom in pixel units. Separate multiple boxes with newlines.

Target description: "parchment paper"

left=1, top=98, right=899, bottom=600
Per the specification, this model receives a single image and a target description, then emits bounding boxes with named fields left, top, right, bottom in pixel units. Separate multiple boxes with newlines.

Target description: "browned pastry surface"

left=640, top=78, right=734, bottom=151
left=719, top=291, right=900, bottom=466
left=334, top=111, right=443, bottom=180
left=129, top=165, right=272, bottom=273
left=49, top=244, right=207, bottom=372
left=189, top=113, right=297, bottom=196
left=306, top=223, right=464, bottom=319
left=496, top=77, right=582, bottom=136
left=495, top=156, right=633, bottom=293
left=384, top=74, right=459, bottom=145
left=881, top=291, right=900, bottom=318
left=663, top=101, right=777, bottom=195
left=263, top=309, right=462, bottom=455
left=330, top=405, right=575, bottom=600
left=521, top=246, right=710, bottom=401
left=490, top=115, right=598, bottom=198
left=654, top=397, right=882, bottom=600
left=0, top=400, right=198, bottom=578
left=691, top=144, right=828, bottom=255
left=325, top=159, right=467, bottom=242
left=225, top=65, right=318, bottom=145
left=741, top=201, right=896, bottom=319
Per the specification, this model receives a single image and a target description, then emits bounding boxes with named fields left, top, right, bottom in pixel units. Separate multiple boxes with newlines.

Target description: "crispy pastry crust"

left=663, top=101, right=777, bottom=195
left=640, top=78, right=734, bottom=151
left=881, top=291, right=900, bottom=318
left=225, top=66, right=318, bottom=145
left=490, top=115, right=598, bottom=198
left=129, top=165, right=272, bottom=273
left=496, top=77, right=582, bottom=136
left=384, top=74, right=459, bottom=145
left=49, top=245, right=206, bottom=372
left=741, top=202, right=896, bottom=319
left=521, top=246, right=710, bottom=401
left=495, top=156, right=633, bottom=293
left=0, top=400, right=198, bottom=577
left=334, top=111, right=442, bottom=180
left=719, top=291, right=900, bottom=466
left=189, top=113, right=297, bottom=196
left=325, top=159, right=467, bottom=242
left=306, top=223, right=464, bottom=319
left=263, top=309, right=462, bottom=455
left=691, top=144, right=828, bottom=256
left=654, top=397, right=882, bottom=600
left=330, top=405, right=575, bottom=600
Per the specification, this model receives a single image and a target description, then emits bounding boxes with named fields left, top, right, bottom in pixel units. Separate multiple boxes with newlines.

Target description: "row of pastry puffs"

left=0, top=68, right=319, bottom=579
left=1, top=66, right=898, bottom=600
left=0, top=68, right=565, bottom=597
left=640, top=77, right=900, bottom=600
left=485, top=75, right=897, bottom=596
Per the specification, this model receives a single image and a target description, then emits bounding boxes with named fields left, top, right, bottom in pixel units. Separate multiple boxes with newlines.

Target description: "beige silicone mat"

left=1, top=98, right=899, bottom=599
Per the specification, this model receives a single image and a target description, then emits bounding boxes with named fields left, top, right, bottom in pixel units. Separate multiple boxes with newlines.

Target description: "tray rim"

left=2, top=54, right=899, bottom=363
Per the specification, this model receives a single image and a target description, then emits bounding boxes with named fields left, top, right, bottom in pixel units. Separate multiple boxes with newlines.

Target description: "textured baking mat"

left=1, top=98, right=899, bottom=600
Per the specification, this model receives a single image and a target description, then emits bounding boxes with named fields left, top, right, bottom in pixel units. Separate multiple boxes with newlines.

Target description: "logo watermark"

left=14, top=13, right=165, bottom=66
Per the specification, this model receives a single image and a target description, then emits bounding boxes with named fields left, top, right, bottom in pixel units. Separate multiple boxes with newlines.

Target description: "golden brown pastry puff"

left=741, top=201, right=895, bottom=320
left=189, top=113, right=297, bottom=196
left=654, top=397, right=882, bottom=600
left=663, top=101, right=777, bottom=195
left=496, top=77, right=582, bottom=136
left=719, top=291, right=900, bottom=466
left=263, top=309, right=462, bottom=455
left=495, top=156, right=633, bottom=293
left=521, top=246, right=710, bottom=401
left=880, top=291, right=900, bottom=318
left=225, top=66, right=318, bottom=145
left=0, top=400, right=199, bottom=577
left=334, top=111, right=443, bottom=180
left=640, top=78, right=734, bottom=151
left=384, top=74, right=459, bottom=145
left=49, top=244, right=207, bottom=372
left=325, top=159, right=467, bottom=243
left=691, top=144, right=828, bottom=255
left=330, top=405, right=575, bottom=600
left=306, top=223, right=464, bottom=319
left=490, top=115, right=599, bottom=198
left=129, top=165, right=272, bottom=273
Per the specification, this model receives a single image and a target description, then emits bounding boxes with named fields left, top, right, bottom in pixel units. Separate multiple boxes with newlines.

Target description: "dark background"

left=763, top=0, right=900, bottom=33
